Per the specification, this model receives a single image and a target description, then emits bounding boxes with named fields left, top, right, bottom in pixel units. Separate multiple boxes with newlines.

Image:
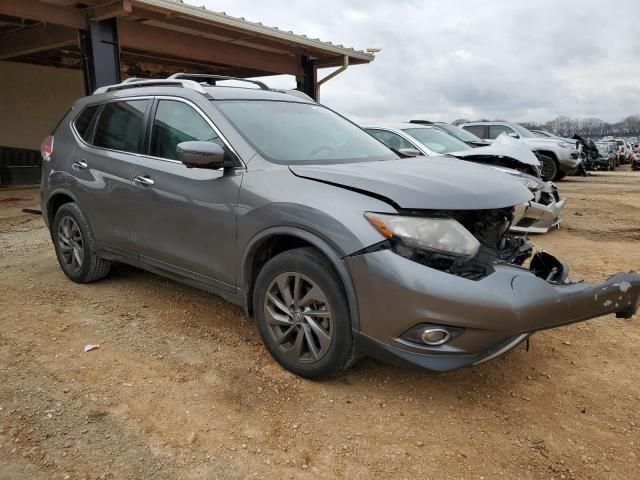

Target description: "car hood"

left=289, top=156, right=533, bottom=210
left=450, top=134, right=541, bottom=167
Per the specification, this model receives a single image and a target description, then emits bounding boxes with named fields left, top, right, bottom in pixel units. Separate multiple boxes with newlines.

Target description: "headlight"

left=557, top=141, right=570, bottom=148
left=515, top=175, right=544, bottom=191
left=364, top=213, right=481, bottom=258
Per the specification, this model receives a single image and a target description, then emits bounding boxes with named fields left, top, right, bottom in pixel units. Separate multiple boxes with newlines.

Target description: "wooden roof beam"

left=0, top=24, right=77, bottom=60
left=118, top=20, right=299, bottom=76
left=0, top=0, right=86, bottom=29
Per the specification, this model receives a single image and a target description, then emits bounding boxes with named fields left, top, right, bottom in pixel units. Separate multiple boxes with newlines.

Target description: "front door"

left=132, top=98, right=243, bottom=292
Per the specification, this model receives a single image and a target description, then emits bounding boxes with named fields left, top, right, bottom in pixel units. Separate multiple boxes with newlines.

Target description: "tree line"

left=452, top=115, right=640, bottom=138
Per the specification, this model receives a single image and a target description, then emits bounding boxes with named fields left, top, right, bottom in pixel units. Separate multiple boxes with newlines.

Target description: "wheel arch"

left=240, top=227, right=361, bottom=331
left=45, top=188, right=80, bottom=228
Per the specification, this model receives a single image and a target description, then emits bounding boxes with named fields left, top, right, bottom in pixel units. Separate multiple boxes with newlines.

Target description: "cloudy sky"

left=204, top=0, right=640, bottom=124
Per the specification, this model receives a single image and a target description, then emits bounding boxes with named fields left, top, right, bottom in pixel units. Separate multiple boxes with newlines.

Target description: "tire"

left=253, top=247, right=355, bottom=379
left=52, top=202, right=111, bottom=283
left=538, top=154, right=558, bottom=181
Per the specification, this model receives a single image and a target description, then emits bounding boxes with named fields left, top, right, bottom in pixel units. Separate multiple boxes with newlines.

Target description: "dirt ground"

left=0, top=170, right=639, bottom=480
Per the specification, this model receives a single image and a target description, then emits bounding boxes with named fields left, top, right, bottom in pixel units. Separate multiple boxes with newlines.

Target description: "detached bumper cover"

left=511, top=193, right=566, bottom=233
left=347, top=250, right=639, bottom=372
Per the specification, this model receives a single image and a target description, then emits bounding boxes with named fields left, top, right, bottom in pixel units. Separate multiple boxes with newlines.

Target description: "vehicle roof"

left=203, top=86, right=313, bottom=102
left=361, top=123, right=434, bottom=131
left=89, top=76, right=315, bottom=103
left=459, top=121, right=515, bottom=126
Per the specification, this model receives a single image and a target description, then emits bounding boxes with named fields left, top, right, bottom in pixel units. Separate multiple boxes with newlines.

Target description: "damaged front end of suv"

left=292, top=155, right=640, bottom=372
left=348, top=205, right=639, bottom=371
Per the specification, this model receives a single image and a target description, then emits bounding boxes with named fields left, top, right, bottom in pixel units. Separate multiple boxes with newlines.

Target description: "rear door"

left=68, top=98, right=151, bottom=255
left=462, top=124, right=487, bottom=141
left=131, top=97, right=243, bottom=291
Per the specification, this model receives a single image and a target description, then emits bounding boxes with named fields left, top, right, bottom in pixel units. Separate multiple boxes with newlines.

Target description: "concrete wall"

left=0, top=61, right=84, bottom=150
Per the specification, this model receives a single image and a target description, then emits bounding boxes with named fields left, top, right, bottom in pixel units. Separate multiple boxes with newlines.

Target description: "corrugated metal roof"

left=132, top=0, right=375, bottom=63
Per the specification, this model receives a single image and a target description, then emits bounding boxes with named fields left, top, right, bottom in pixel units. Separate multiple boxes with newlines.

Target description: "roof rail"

left=168, top=73, right=270, bottom=90
left=273, top=89, right=315, bottom=102
left=409, top=120, right=433, bottom=125
left=93, top=79, right=207, bottom=95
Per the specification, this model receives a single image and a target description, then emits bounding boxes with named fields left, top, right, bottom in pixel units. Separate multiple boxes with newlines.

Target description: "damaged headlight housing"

left=365, top=212, right=481, bottom=258
left=515, top=175, right=544, bottom=191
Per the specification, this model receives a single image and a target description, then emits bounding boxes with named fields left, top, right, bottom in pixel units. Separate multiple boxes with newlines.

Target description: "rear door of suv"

left=130, top=97, right=243, bottom=292
left=68, top=98, right=151, bottom=256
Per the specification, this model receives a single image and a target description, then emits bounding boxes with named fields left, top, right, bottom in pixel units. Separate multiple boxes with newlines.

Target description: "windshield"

left=511, top=123, right=538, bottom=138
left=436, top=123, right=484, bottom=143
left=215, top=100, right=394, bottom=164
left=596, top=144, right=609, bottom=155
left=402, top=128, right=470, bottom=154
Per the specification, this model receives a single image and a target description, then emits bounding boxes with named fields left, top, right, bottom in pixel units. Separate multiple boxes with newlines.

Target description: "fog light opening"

left=420, top=328, right=451, bottom=346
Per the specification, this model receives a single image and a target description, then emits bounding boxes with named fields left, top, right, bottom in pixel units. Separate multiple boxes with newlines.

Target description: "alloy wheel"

left=263, top=272, right=333, bottom=364
left=57, top=216, right=84, bottom=273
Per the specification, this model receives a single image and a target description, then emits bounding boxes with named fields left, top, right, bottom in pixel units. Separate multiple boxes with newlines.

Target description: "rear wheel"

left=253, top=247, right=354, bottom=379
left=52, top=202, right=111, bottom=283
left=538, top=154, right=558, bottom=181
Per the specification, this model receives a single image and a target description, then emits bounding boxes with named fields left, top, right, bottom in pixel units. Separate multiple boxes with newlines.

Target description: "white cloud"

left=202, top=0, right=640, bottom=123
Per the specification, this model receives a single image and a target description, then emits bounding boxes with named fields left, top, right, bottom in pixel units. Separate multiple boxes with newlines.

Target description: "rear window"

left=93, top=100, right=149, bottom=153
left=73, top=105, right=100, bottom=142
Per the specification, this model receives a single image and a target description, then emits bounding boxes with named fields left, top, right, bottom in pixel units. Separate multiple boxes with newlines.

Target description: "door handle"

left=72, top=160, right=88, bottom=170
left=134, top=175, right=155, bottom=186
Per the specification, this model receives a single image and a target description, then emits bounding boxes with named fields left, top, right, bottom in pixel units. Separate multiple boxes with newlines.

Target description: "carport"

left=0, top=0, right=375, bottom=185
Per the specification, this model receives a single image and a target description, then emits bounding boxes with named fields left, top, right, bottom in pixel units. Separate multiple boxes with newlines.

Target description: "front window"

left=150, top=100, right=223, bottom=160
left=215, top=101, right=394, bottom=164
left=402, top=128, right=470, bottom=154
left=511, top=123, right=538, bottom=138
left=488, top=125, right=517, bottom=139
left=366, top=129, right=418, bottom=151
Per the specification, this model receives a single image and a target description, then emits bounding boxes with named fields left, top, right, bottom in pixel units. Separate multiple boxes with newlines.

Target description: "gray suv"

left=40, top=74, right=639, bottom=379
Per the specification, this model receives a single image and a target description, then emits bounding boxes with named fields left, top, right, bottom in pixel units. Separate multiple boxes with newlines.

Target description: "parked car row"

left=361, top=123, right=565, bottom=234
left=39, top=75, right=640, bottom=379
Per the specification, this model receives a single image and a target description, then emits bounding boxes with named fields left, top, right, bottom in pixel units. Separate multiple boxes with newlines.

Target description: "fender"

left=240, top=226, right=361, bottom=331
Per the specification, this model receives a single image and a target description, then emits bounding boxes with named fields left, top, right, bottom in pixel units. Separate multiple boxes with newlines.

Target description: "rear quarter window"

left=73, top=105, right=100, bottom=142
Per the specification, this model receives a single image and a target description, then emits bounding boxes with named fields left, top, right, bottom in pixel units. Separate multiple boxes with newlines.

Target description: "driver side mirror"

left=508, top=132, right=519, bottom=138
left=176, top=141, right=227, bottom=168
left=398, top=148, right=423, bottom=158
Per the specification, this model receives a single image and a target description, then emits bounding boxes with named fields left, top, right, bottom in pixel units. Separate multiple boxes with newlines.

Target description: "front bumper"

left=555, top=146, right=582, bottom=173
left=346, top=249, right=639, bottom=372
left=511, top=184, right=566, bottom=234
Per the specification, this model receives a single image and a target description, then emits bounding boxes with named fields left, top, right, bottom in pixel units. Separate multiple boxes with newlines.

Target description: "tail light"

left=620, top=146, right=625, bottom=153
left=41, top=135, right=54, bottom=161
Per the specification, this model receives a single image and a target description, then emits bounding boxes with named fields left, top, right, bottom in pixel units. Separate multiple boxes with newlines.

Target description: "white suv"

left=459, top=121, right=581, bottom=181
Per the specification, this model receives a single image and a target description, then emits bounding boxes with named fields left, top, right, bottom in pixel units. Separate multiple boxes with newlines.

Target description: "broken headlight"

left=364, top=212, right=481, bottom=259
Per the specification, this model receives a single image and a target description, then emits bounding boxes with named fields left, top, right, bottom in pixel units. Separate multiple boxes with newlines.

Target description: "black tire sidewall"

left=253, top=249, right=353, bottom=379
left=52, top=203, right=97, bottom=283
left=539, top=155, right=558, bottom=181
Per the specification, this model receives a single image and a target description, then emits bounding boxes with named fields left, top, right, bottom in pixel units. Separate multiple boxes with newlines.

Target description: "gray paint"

left=290, top=156, right=533, bottom=210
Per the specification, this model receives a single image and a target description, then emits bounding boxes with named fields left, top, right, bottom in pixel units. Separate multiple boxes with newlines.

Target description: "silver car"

left=363, top=123, right=566, bottom=234
left=40, top=74, right=639, bottom=379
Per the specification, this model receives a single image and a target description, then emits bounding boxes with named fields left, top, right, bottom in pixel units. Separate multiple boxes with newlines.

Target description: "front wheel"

left=538, top=154, right=558, bottom=181
left=253, top=247, right=355, bottom=379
